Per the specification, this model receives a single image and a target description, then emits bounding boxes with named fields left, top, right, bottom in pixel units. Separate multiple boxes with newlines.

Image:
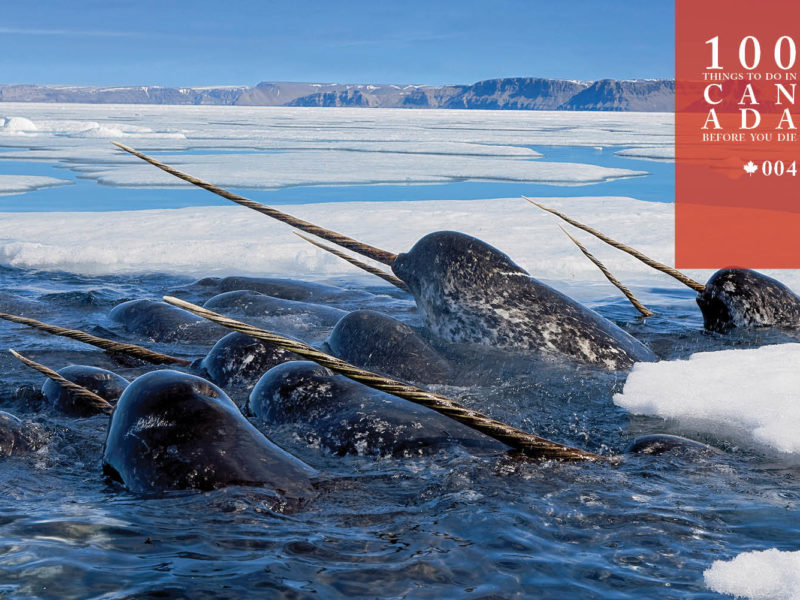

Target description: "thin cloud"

left=0, top=26, right=146, bottom=38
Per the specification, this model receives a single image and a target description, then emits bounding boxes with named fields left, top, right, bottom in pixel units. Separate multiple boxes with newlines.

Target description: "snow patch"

left=0, top=115, right=184, bottom=139
left=72, top=123, right=185, bottom=139
left=0, top=116, right=38, bottom=135
left=614, top=344, right=800, bottom=454
left=705, top=549, right=800, bottom=600
left=0, top=194, right=715, bottom=299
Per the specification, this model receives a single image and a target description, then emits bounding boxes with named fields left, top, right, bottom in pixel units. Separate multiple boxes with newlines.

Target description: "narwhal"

left=1, top=294, right=459, bottom=398
left=0, top=310, right=291, bottom=393
left=248, top=360, right=503, bottom=457
left=524, top=198, right=800, bottom=333
left=163, top=296, right=605, bottom=461
left=102, top=369, right=319, bottom=498
left=6, top=316, right=714, bottom=466
left=3, top=285, right=456, bottom=396
left=162, top=296, right=719, bottom=461
left=10, top=348, right=120, bottom=416
left=7, top=321, right=587, bottom=462
left=112, top=144, right=656, bottom=371
left=9, top=348, right=319, bottom=500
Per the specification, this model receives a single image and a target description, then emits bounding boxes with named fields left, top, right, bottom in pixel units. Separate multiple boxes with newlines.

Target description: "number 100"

left=706, top=36, right=797, bottom=70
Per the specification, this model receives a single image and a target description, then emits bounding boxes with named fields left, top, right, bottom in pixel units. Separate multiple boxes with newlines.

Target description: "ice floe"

left=705, top=549, right=800, bottom=600
left=0, top=195, right=704, bottom=290
left=0, top=116, right=38, bottom=136
left=0, top=175, right=72, bottom=196
left=614, top=146, right=674, bottom=161
left=0, top=103, right=670, bottom=190
left=70, top=123, right=185, bottom=139
left=614, top=344, right=800, bottom=454
left=79, top=151, right=644, bottom=188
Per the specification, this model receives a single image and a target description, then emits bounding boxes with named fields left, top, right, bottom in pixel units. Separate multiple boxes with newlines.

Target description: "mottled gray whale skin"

left=102, top=370, right=318, bottom=497
left=697, top=268, right=800, bottom=333
left=199, top=331, right=301, bottom=389
left=109, top=299, right=226, bottom=344
left=390, top=231, right=656, bottom=370
left=0, top=411, right=43, bottom=458
left=42, top=365, right=129, bottom=417
left=175, top=276, right=373, bottom=304
left=325, top=310, right=453, bottom=385
left=248, top=361, right=506, bottom=457
left=204, top=290, right=347, bottom=328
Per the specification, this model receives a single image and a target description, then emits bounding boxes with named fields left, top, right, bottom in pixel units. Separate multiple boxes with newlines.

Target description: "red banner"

left=676, top=0, right=800, bottom=267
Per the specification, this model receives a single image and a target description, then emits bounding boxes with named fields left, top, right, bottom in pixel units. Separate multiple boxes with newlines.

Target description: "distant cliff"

left=0, top=84, right=247, bottom=105
left=0, top=78, right=674, bottom=112
left=559, top=79, right=674, bottom=111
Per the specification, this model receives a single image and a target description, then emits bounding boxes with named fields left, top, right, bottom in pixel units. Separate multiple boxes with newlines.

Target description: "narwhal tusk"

left=559, top=227, right=654, bottom=318
left=163, top=295, right=607, bottom=462
left=293, top=232, right=409, bottom=292
left=9, top=349, right=114, bottom=414
left=523, top=197, right=707, bottom=293
left=112, top=142, right=398, bottom=266
left=0, top=311, right=190, bottom=366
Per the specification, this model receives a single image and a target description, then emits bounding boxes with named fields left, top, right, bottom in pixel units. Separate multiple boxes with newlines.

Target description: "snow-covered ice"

left=0, top=105, right=694, bottom=298
left=0, top=175, right=72, bottom=196
left=0, top=103, right=674, bottom=149
left=0, top=105, right=680, bottom=283
left=705, top=549, right=800, bottom=600
left=70, top=123, right=185, bottom=139
left=2, top=140, right=538, bottom=158
left=614, top=146, right=674, bottom=161
left=0, top=116, right=38, bottom=133
left=0, top=103, right=670, bottom=190
left=0, top=195, right=694, bottom=285
left=614, top=344, right=800, bottom=454
left=1, top=116, right=182, bottom=139
left=79, top=151, right=644, bottom=189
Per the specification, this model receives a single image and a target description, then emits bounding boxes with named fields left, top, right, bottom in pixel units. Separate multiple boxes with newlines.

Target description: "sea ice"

left=614, top=344, right=800, bottom=454
left=614, top=146, right=674, bottom=161
left=0, top=195, right=706, bottom=292
left=71, top=123, right=185, bottom=139
left=705, top=549, right=800, bottom=600
left=0, top=105, right=708, bottom=299
left=0, top=103, right=671, bottom=191
left=0, top=175, right=71, bottom=196
left=0, top=116, right=38, bottom=134
left=79, top=151, right=645, bottom=189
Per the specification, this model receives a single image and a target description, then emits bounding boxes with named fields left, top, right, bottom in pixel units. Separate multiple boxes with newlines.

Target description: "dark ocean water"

left=0, top=265, right=799, bottom=599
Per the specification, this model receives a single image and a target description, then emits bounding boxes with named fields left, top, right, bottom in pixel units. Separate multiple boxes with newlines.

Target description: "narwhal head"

left=523, top=200, right=800, bottom=333
left=392, top=230, right=529, bottom=322
left=697, top=268, right=800, bottom=332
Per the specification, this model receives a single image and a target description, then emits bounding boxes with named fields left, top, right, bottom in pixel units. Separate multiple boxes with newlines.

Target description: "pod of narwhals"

left=6, top=145, right=800, bottom=506
left=0, top=255, right=741, bottom=506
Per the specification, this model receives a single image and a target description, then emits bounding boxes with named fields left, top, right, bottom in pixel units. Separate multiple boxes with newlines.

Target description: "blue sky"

left=0, top=0, right=674, bottom=86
